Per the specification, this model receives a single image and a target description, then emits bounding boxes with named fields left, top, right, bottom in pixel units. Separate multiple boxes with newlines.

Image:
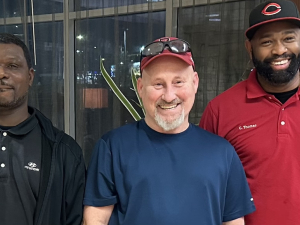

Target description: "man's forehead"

left=0, top=43, right=25, bottom=58
left=142, top=60, right=193, bottom=80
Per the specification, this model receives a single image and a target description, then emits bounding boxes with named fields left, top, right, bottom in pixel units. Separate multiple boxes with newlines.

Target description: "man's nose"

left=271, top=42, right=288, bottom=56
left=162, top=86, right=177, bottom=103
left=0, top=66, right=8, bottom=79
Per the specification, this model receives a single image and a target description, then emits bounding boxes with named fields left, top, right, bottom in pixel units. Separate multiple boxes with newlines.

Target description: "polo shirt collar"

left=0, top=106, right=38, bottom=136
left=246, top=69, right=269, bottom=99
left=246, top=69, right=300, bottom=100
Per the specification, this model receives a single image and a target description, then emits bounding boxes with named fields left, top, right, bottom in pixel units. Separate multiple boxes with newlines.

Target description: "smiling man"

left=0, top=33, right=85, bottom=225
left=200, top=1, right=300, bottom=225
left=83, top=37, right=255, bottom=225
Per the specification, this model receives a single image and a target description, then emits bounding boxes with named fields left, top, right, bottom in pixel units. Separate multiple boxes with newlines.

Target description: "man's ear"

left=245, top=40, right=253, bottom=60
left=28, top=68, right=35, bottom=87
left=137, top=77, right=143, bottom=98
left=193, top=72, right=199, bottom=94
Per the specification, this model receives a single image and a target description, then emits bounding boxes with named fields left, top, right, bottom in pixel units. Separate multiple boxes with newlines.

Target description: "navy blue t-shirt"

left=84, top=120, right=255, bottom=224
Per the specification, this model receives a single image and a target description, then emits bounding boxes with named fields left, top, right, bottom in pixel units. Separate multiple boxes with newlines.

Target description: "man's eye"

left=8, top=64, right=18, bottom=68
left=261, top=40, right=271, bottom=45
left=285, top=36, right=295, bottom=41
left=174, top=80, right=184, bottom=86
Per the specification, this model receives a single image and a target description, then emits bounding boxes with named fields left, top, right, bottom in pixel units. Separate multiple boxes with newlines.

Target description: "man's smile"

left=269, top=58, right=291, bottom=70
left=158, top=103, right=180, bottom=110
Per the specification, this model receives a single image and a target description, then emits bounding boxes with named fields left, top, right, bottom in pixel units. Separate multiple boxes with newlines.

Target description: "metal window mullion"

left=23, top=0, right=28, bottom=45
left=63, top=0, right=76, bottom=138
left=165, top=0, right=173, bottom=37
left=68, top=20, right=75, bottom=139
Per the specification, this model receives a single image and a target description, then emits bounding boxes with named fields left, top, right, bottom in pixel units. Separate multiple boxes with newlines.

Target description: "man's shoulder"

left=102, top=121, right=141, bottom=141
left=54, top=132, right=84, bottom=165
left=33, top=107, right=84, bottom=159
left=93, top=121, right=145, bottom=155
left=190, top=125, right=234, bottom=149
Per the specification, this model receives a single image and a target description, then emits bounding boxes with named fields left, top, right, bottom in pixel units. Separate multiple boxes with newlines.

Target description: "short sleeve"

left=83, top=139, right=118, bottom=207
left=199, top=101, right=218, bottom=134
left=223, top=148, right=256, bottom=222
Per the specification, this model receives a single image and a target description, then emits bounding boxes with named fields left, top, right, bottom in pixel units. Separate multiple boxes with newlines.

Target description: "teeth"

left=272, top=59, right=288, bottom=65
left=160, top=104, right=177, bottom=109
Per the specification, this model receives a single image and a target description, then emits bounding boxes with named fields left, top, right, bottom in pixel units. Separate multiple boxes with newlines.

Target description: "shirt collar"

left=246, top=68, right=300, bottom=100
left=0, top=106, right=38, bottom=136
left=246, top=69, right=269, bottom=99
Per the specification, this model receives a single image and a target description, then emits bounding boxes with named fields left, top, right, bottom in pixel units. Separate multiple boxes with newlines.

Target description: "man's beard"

left=252, top=52, right=300, bottom=85
left=0, top=92, right=28, bottom=109
left=154, top=100, right=185, bottom=132
left=0, top=80, right=28, bottom=109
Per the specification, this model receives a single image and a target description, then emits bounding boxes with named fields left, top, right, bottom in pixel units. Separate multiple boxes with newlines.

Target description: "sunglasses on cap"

left=140, top=38, right=192, bottom=58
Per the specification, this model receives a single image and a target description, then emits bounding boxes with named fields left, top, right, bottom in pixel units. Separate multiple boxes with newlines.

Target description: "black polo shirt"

left=0, top=107, right=42, bottom=225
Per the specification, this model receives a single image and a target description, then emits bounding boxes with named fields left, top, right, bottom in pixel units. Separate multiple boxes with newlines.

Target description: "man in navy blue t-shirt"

left=83, top=37, right=255, bottom=225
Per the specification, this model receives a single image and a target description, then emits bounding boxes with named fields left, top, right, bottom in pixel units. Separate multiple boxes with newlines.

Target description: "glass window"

left=0, top=0, right=24, bottom=18
left=31, top=0, right=63, bottom=15
left=75, top=11, right=166, bottom=165
left=77, top=0, right=165, bottom=10
left=178, top=1, right=251, bottom=124
left=28, top=22, right=64, bottom=129
left=0, top=22, right=64, bottom=130
left=0, top=24, right=24, bottom=37
left=0, top=0, right=63, bottom=18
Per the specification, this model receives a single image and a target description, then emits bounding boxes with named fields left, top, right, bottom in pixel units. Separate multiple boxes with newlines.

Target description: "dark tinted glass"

left=75, top=11, right=166, bottom=165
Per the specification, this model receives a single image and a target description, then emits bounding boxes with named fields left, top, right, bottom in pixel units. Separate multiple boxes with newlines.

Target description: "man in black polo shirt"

left=0, top=33, right=85, bottom=225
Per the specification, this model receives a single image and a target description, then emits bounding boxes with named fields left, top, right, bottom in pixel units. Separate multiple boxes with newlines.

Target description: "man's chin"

left=0, top=96, right=27, bottom=109
left=264, top=72, right=296, bottom=85
left=155, top=111, right=185, bottom=132
left=0, top=99, right=15, bottom=108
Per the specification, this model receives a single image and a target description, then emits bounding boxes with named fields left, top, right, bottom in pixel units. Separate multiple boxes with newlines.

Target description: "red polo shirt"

left=200, top=69, right=300, bottom=225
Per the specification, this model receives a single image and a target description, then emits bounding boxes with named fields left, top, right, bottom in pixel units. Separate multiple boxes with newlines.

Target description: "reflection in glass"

left=31, top=0, right=63, bottom=15
left=0, top=0, right=63, bottom=18
left=75, top=11, right=166, bottom=165
left=78, top=0, right=165, bottom=10
left=178, top=1, right=250, bottom=124
left=0, top=0, right=23, bottom=18
left=28, top=22, right=64, bottom=129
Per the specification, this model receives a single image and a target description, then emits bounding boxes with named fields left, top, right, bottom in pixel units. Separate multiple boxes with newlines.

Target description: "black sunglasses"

left=140, top=38, right=192, bottom=58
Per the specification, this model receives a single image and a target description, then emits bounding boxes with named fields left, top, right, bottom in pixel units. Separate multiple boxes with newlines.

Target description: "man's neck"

left=0, top=105, right=30, bottom=126
left=257, top=72, right=300, bottom=93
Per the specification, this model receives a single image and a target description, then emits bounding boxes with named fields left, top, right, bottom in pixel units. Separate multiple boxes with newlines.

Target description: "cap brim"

left=141, top=52, right=193, bottom=72
left=245, top=17, right=300, bottom=39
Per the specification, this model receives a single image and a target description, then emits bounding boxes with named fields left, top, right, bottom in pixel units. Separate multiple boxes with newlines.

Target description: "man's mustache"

left=156, top=99, right=182, bottom=106
left=0, top=80, right=14, bottom=88
left=264, top=53, right=294, bottom=64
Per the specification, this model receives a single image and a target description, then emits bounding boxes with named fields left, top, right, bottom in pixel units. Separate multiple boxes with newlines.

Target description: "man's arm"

left=64, top=139, right=86, bottom=225
left=199, top=101, right=218, bottom=134
left=222, top=217, right=244, bottom=225
left=83, top=205, right=114, bottom=225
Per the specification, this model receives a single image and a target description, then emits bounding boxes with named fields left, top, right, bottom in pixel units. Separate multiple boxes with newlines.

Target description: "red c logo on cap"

left=262, top=3, right=282, bottom=16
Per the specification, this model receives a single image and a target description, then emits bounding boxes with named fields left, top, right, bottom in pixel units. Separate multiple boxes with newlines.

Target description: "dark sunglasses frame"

left=139, top=39, right=193, bottom=75
left=140, top=39, right=192, bottom=58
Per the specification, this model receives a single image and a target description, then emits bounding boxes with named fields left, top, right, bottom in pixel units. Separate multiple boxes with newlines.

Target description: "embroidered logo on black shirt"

left=24, top=162, right=40, bottom=172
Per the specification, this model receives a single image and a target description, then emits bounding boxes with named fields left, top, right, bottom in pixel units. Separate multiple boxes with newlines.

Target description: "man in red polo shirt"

left=200, top=1, right=300, bottom=224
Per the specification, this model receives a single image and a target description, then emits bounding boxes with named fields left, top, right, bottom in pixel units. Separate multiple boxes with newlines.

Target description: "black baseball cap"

left=245, top=0, right=300, bottom=40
